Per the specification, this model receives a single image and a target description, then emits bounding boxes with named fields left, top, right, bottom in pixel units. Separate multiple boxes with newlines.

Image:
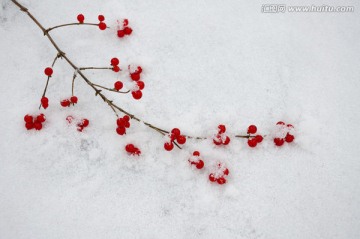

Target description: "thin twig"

left=92, top=83, right=130, bottom=94
left=13, top=0, right=253, bottom=144
left=71, top=72, right=77, bottom=96
left=79, top=67, right=113, bottom=71
left=38, top=53, right=62, bottom=109
left=46, top=23, right=109, bottom=33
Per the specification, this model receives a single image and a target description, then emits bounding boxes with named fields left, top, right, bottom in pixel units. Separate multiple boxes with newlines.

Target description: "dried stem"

left=79, top=67, right=114, bottom=71
left=91, top=83, right=130, bottom=94
left=39, top=53, right=62, bottom=109
left=71, top=72, right=77, bottom=96
left=46, top=23, right=109, bottom=33
left=13, top=0, right=251, bottom=145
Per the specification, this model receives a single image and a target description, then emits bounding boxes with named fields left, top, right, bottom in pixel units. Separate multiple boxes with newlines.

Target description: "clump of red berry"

left=44, top=67, right=53, bottom=76
left=125, top=144, right=141, bottom=156
left=164, top=128, right=187, bottom=151
left=246, top=124, right=263, bottom=148
left=273, top=121, right=295, bottom=146
left=116, top=115, right=131, bottom=135
left=40, top=96, right=49, bottom=109
left=188, top=151, right=204, bottom=169
left=98, top=14, right=107, bottom=30
left=110, top=57, right=121, bottom=72
left=24, top=113, right=46, bottom=131
left=66, top=115, right=89, bottom=132
left=213, top=124, right=230, bottom=146
left=77, top=14, right=84, bottom=23
left=128, top=64, right=144, bottom=100
left=117, top=18, right=133, bottom=38
left=60, top=96, right=78, bottom=107
left=208, top=163, right=229, bottom=185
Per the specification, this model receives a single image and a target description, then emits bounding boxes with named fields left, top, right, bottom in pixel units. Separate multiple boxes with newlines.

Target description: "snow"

left=1, top=0, right=360, bottom=238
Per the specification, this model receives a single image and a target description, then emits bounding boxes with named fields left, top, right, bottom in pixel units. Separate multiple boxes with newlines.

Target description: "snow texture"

left=1, top=0, right=360, bottom=238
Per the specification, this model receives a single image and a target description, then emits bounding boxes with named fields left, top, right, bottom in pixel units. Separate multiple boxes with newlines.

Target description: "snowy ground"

left=1, top=0, right=360, bottom=238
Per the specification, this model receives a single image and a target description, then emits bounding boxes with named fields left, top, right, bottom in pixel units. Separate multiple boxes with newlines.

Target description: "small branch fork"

left=12, top=0, right=254, bottom=147
left=45, top=23, right=110, bottom=33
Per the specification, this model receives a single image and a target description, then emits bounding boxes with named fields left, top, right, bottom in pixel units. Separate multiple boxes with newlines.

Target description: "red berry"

left=44, top=67, right=53, bottom=76
left=111, top=58, right=119, bottom=66
left=41, top=97, right=48, bottom=104
left=116, top=126, right=126, bottom=135
left=223, top=136, right=230, bottom=145
left=247, top=138, right=257, bottom=148
left=247, top=125, right=257, bottom=134
left=218, top=124, right=226, bottom=134
left=77, top=14, right=85, bottom=23
left=117, top=30, right=125, bottom=38
left=34, top=122, right=42, bottom=130
left=125, top=144, right=135, bottom=153
left=130, top=73, right=140, bottom=81
left=42, top=102, right=48, bottom=109
left=277, top=121, right=285, bottom=125
left=123, top=115, right=130, bottom=121
left=213, top=135, right=222, bottom=145
left=274, top=138, right=285, bottom=146
left=223, top=168, right=229, bottom=175
left=25, top=122, right=34, bottom=130
left=81, top=119, right=89, bottom=127
left=70, top=96, right=78, bottom=104
left=77, top=126, right=84, bottom=132
left=132, top=90, right=142, bottom=100
left=117, top=118, right=125, bottom=127
left=114, top=81, right=123, bottom=91
left=137, top=81, right=145, bottom=90
left=287, top=124, right=294, bottom=128
left=171, top=128, right=181, bottom=137
left=36, top=114, right=46, bottom=123
left=24, top=114, right=33, bottom=123
left=123, top=19, right=129, bottom=26
left=124, top=121, right=130, bottom=128
left=196, top=160, right=204, bottom=169
left=285, top=133, right=294, bottom=143
left=124, top=27, right=133, bottom=35
left=209, top=174, right=216, bottom=182
left=193, top=151, right=200, bottom=156
left=98, top=22, right=107, bottom=30
left=134, top=149, right=141, bottom=156
left=217, top=177, right=227, bottom=185
left=164, top=142, right=174, bottom=151
left=136, top=66, right=143, bottom=74
left=60, top=99, right=71, bottom=107
left=98, top=15, right=105, bottom=21
left=254, top=135, right=263, bottom=143
left=176, top=135, right=186, bottom=144
left=113, top=65, right=120, bottom=72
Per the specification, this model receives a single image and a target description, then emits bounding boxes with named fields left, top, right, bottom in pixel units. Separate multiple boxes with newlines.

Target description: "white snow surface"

left=1, top=0, right=360, bottom=238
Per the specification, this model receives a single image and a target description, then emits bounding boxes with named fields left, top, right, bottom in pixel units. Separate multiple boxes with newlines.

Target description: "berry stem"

left=45, top=23, right=110, bottom=33
left=38, top=53, right=62, bottom=109
left=91, top=83, right=130, bottom=94
left=79, top=67, right=113, bottom=71
left=71, top=72, right=77, bottom=96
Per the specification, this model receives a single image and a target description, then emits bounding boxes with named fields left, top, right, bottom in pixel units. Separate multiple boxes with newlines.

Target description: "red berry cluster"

left=66, top=116, right=89, bottom=132
left=188, top=151, right=204, bottom=169
left=60, top=96, right=78, bottom=107
left=116, top=115, right=131, bottom=135
left=164, top=128, right=187, bottom=151
left=209, top=163, right=229, bottom=185
left=98, top=15, right=107, bottom=30
left=41, top=97, right=49, bottom=109
left=213, top=124, right=230, bottom=146
left=111, top=57, right=121, bottom=73
left=44, top=67, right=53, bottom=77
left=117, top=19, right=133, bottom=38
left=274, top=121, right=295, bottom=146
left=24, top=113, right=46, bottom=130
left=125, top=144, right=141, bottom=156
left=128, top=64, right=144, bottom=100
left=246, top=124, right=263, bottom=148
